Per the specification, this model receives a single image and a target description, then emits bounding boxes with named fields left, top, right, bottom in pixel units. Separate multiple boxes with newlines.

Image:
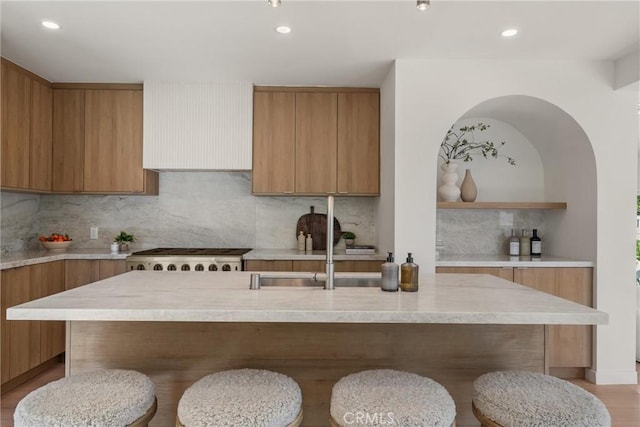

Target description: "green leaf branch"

left=439, top=122, right=516, bottom=166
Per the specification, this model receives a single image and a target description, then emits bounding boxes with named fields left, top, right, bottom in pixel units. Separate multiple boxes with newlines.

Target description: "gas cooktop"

left=130, top=248, right=252, bottom=256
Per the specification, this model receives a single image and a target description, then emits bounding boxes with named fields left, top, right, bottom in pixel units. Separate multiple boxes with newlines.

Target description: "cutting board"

left=295, top=206, right=342, bottom=250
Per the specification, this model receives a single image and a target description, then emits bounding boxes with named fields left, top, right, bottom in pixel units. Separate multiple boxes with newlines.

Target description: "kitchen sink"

left=258, top=276, right=381, bottom=288
left=250, top=271, right=382, bottom=289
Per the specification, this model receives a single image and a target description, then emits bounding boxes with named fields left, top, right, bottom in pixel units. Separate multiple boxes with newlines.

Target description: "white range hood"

left=143, top=81, right=253, bottom=170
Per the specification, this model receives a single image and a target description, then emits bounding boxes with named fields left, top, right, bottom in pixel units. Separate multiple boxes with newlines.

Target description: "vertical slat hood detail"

left=143, top=81, right=253, bottom=170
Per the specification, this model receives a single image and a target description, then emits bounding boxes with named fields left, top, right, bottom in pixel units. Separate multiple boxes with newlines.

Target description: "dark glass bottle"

left=530, top=229, right=542, bottom=257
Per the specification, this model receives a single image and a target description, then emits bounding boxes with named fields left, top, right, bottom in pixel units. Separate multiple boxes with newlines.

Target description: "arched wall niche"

left=437, top=94, right=597, bottom=261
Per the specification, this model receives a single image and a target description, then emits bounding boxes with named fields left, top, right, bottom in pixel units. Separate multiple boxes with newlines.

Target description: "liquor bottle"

left=530, top=229, right=542, bottom=257
left=519, top=229, right=530, bottom=256
left=508, top=229, right=520, bottom=256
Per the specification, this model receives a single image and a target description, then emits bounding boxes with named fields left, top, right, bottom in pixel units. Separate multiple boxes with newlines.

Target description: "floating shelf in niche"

left=436, top=202, right=567, bottom=210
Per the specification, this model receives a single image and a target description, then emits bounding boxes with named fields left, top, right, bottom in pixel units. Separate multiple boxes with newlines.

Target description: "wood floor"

left=1, top=362, right=639, bottom=427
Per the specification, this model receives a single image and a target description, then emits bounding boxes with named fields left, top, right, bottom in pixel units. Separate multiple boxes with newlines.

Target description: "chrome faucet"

left=249, top=195, right=379, bottom=290
left=324, top=195, right=336, bottom=290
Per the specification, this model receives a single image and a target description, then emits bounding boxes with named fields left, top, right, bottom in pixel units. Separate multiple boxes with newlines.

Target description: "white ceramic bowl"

left=41, top=240, right=72, bottom=252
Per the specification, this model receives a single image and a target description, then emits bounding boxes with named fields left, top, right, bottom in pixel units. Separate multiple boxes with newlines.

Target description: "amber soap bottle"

left=400, top=253, right=419, bottom=292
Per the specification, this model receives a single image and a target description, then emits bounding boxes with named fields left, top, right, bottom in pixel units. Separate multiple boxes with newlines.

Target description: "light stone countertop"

left=436, top=254, right=593, bottom=267
left=244, top=248, right=386, bottom=261
left=0, top=249, right=130, bottom=270
left=7, top=271, right=607, bottom=325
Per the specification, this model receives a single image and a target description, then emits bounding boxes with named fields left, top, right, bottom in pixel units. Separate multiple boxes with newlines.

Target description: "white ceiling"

left=1, top=0, right=639, bottom=87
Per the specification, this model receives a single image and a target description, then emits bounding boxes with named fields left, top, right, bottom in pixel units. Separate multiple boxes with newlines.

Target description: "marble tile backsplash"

left=436, top=209, right=546, bottom=255
left=1, top=192, right=42, bottom=254
left=1, top=172, right=377, bottom=254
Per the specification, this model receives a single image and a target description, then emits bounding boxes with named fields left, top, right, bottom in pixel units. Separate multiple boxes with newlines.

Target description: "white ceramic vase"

left=438, top=161, right=460, bottom=202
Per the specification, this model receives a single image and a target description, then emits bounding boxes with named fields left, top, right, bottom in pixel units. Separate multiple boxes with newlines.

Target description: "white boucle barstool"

left=472, top=371, right=611, bottom=427
left=176, top=368, right=303, bottom=427
left=330, top=369, right=457, bottom=427
left=14, top=369, right=157, bottom=427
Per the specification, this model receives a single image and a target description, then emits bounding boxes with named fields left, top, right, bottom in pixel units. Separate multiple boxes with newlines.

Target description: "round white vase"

left=438, top=161, right=461, bottom=202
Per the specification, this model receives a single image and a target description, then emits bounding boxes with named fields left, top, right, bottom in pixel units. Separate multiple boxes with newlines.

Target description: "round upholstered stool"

left=330, top=369, right=456, bottom=427
left=176, top=368, right=303, bottom=427
left=472, top=371, right=611, bottom=427
left=14, top=369, right=157, bottom=427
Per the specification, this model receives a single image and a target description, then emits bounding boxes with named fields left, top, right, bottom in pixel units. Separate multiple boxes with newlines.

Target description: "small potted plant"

left=114, top=230, right=135, bottom=252
left=342, top=231, right=356, bottom=246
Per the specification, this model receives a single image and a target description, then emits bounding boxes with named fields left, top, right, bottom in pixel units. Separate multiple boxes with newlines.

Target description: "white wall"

left=390, top=59, right=638, bottom=384
left=376, top=64, right=396, bottom=255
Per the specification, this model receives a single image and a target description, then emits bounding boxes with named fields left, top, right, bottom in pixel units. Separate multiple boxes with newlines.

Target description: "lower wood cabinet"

left=65, top=259, right=126, bottom=289
left=1, top=261, right=65, bottom=388
left=245, top=259, right=383, bottom=273
left=1, top=259, right=127, bottom=392
left=436, top=266, right=593, bottom=373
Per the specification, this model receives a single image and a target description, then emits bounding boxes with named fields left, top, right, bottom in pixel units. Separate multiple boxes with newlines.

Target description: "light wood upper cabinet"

left=252, top=91, right=296, bottom=194
left=1, top=59, right=54, bottom=192
left=84, top=89, right=145, bottom=192
left=252, top=87, right=380, bottom=196
left=337, top=92, right=380, bottom=195
left=53, top=85, right=158, bottom=195
left=295, top=92, right=338, bottom=194
left=52, top=89, right=85, bottom=192
left=30, top=80, right=53, bottom=191
left=1, top=60, right=32, bottom=189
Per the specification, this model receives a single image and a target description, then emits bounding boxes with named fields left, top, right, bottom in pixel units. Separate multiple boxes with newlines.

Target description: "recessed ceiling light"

left=501, top=28, right=518, bottom=37
left=416, top=1, right=430, bottom=11
left=41, top=20, right=60, bottom=30
left=268, top=0, right=281, bottom=7
left=276, top=26, right=291, bottom=34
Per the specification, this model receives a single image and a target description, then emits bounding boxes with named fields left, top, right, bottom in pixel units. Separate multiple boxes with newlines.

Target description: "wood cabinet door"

left=244, top=260, right=294, bottom=271
left=335, top=260, right=383, bottom=272
left=436, top=266, right=515, bottom=281
left=36, top=261, right=65, bottom=362
left=514, top=267, right=593, bottom=368
left=295, top=92, right=338, bottom=194
left=100, top=260, right=127, bottom=279
left=337, top=92, right=380, bottom=195
left=65, top=260, right=100, bottom=290
left=291, top=260, right=325, bottom=272
left=1, top=267, right=40, bottom=383
left=84, top=89, right=144, bottom=193
left=52, top=89, right=85, bottom=192
left=1, top=61, right=31, bottom=189
left=252, top=91, right=296, bottom=194
left=30, top=80, right=53, bottom=191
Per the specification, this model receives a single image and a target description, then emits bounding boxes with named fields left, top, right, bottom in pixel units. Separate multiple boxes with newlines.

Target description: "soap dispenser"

left=381, top=252, right=399, bottom=292
left=305, top=234, right=313, bottom=252
left=297, top=231, right=305, bottom=251
left=400, top=253, right=419, bottom=292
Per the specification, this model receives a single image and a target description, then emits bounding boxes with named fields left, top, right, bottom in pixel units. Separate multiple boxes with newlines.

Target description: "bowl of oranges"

left=39, top=233, right=73, bottom=252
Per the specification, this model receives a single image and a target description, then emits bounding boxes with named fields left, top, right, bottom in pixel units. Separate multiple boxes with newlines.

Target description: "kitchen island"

left=8, top=272, right=606, bottom=427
